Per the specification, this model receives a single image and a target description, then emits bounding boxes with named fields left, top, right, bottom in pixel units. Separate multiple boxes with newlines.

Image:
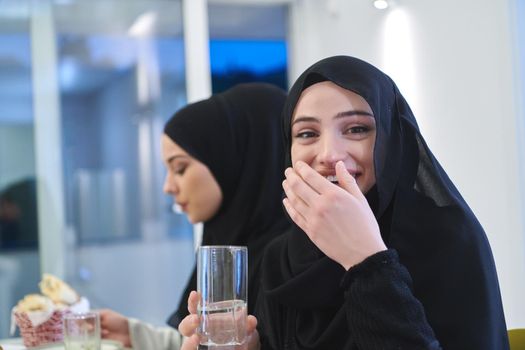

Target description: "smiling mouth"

left=325, top=173, right=358, bottom=185
left=326, top=175, right=339, bottom=184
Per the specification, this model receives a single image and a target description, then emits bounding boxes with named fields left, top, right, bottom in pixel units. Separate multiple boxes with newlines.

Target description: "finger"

left=178, top=314, right=199, bottom=337
left=285, top=167, right=319, bottom=205
left=247, top=329, right=260, bottom=350
left=335, top=161, right=364, bottom=199
left=98, top=309, right=108, bottom=321
left=282, top=179, right=310, bottom=217
left=283, top=198, right=308, bottom=233
left=187, top=291, right=200, bottom=314
left=246, top=315, right=258, bottom=333
left=294, top=161, right=334, bottom=194
left=181, top=334, right=200, bottom=350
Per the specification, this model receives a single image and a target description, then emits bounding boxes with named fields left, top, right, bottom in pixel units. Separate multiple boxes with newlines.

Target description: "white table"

left=0, top=338, right=124, bottom=349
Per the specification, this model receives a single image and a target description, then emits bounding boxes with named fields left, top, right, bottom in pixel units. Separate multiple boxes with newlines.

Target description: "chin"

left=188, top=215, right=199, bottom=224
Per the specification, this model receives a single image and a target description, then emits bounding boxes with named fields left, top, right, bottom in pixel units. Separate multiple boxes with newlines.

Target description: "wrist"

left=340, top=249, right=399, bottom=289
left=342, top=244, right=388, bottom=271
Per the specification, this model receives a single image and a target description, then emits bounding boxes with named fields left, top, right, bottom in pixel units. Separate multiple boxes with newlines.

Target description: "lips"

left=174, top=202, right=188, bottom=213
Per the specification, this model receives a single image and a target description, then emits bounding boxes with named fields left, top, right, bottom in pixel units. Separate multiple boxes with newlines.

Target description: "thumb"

left=335, top=161, right=363, bottom=198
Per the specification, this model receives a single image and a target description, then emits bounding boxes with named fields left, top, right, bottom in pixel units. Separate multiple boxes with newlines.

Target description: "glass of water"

left=63, top=312, right=101, bottom=350
left=197, top=245, right=248, bottom=348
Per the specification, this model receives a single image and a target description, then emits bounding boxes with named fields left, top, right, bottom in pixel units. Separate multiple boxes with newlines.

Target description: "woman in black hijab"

left=100, top=82, right=290, bottom=349
left=164, top=82, right=290, bottom=328
left=252, top=55, right=509, bottom=349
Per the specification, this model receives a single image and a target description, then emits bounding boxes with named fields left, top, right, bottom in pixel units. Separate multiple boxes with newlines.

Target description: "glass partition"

left=0, top=0, right=40, bottom=338
left=52, top=0, right=194, bottom=325
left=0, top=0, right=195, bottom=337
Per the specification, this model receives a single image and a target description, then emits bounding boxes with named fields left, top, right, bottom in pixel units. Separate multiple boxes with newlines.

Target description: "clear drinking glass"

left=197, top=246, right=248, bottom=348
left=63, top=312, right=101, bottom=350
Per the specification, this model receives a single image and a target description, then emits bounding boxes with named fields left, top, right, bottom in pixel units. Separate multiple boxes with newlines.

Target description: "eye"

left=345, top=126, right=370, bottom=134
left=294, top=130, right=318, bottom=139
left=174, top=165, right=187, bottom=176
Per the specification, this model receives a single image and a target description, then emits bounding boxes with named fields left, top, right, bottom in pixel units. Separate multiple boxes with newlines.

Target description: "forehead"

left=293, top=81, right=373, bottom=119
left=161, top=134, right=189, bottom=159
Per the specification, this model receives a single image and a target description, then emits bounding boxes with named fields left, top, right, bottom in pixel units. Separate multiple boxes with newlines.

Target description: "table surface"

left=0, top=338, right=124, bottom=350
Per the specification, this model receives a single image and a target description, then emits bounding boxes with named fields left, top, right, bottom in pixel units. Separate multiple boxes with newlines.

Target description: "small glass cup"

left=63, top=312, right=101, bottom=350
left=197, top=245, right=248, bottom=348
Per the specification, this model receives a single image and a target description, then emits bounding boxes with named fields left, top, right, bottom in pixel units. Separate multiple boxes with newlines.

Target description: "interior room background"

left=0, top=0, right=524, bottom=338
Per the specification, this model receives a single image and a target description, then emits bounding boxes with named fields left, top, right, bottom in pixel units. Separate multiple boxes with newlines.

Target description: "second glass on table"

left=197, top=245, right=248, bottom=348
left=63, top=312, right=101, bottom=350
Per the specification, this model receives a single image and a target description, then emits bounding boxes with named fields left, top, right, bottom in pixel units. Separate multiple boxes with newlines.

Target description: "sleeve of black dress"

left=341, top=249, right=442, bottom=350
left=255, top=284, right=286, bottom=350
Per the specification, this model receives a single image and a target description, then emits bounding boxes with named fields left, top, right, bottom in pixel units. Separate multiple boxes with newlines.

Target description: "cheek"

left=291, top=143, right=313, bottom=164
left=363, top=142, right=376, bottom=187
left=194, top=172, right=222, bottom=219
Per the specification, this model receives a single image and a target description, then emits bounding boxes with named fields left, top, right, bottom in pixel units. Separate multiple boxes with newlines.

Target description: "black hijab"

left=164, top=83, right=290, bottom=328
left=258, top=56, right=508, bottom=349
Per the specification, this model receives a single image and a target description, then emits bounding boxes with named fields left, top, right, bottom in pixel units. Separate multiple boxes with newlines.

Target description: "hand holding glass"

left=63, top=312, right=101, bottom=350
left=197, top=246, right=248, bottom=348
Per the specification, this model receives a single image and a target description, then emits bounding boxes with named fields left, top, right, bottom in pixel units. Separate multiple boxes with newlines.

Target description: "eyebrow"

left=292, top=110, right=374, bottom=126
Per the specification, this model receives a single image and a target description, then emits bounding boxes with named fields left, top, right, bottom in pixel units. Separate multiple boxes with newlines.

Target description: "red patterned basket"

left=14, top=309, right=71, bottom=348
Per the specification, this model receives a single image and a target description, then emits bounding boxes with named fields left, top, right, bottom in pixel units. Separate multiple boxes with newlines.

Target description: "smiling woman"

left=248, top=55, right=509, bottom=350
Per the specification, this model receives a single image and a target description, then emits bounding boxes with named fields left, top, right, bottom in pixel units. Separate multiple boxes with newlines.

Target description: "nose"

left=317, top=134, right=347, bottom=168
left=163, top=172, right=179, bottom=195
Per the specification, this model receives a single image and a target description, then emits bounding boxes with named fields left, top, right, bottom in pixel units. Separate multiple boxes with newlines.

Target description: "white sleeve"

left=128, top=318, right=183, bottom=350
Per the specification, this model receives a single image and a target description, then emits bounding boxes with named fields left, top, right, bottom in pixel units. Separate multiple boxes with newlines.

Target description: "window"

left=208, top=3, right=288, bottom=93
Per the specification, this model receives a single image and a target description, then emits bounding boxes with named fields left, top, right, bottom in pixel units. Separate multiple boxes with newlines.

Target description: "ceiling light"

left=373, top=0, right=389, bottom=10
left=128, top=12, right=157, bottom=38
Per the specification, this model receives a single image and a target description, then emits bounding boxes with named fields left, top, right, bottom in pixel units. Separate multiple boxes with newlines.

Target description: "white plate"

left=0, top=345, right=26, bottom=350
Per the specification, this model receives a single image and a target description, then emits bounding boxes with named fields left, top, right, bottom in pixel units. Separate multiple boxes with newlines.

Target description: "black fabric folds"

left=258, top=56, right=508, bottom=349
left=164, top=83, right=290, bottom=328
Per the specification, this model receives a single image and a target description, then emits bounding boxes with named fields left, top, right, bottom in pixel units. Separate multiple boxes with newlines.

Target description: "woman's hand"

left=282, top=160, right=387, bottom=270
left=179, top=291, right=260, bottom=350
left=99, top=309, right=132, bottom=348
